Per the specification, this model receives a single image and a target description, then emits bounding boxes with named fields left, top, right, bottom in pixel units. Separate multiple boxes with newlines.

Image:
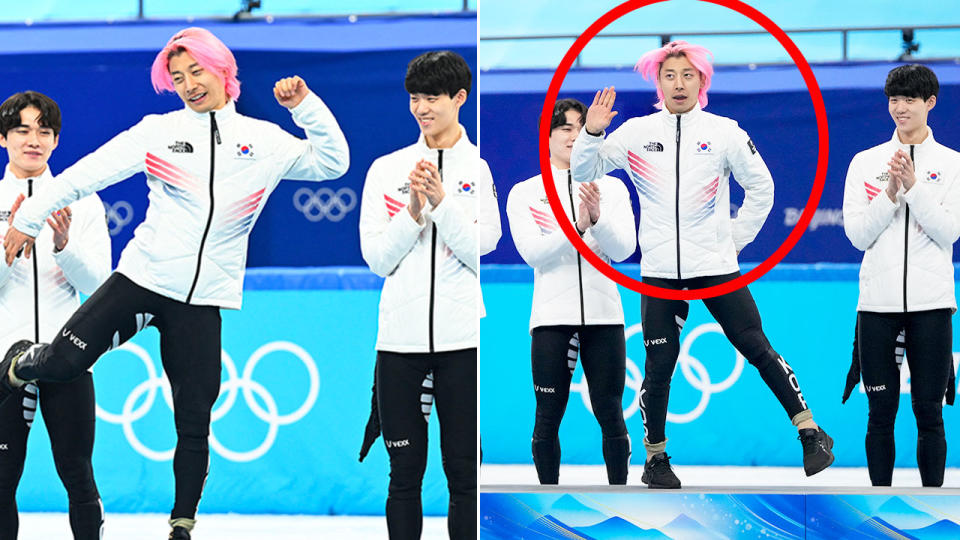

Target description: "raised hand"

left=580, top=182, right=601, bottom=223
left=585, top=87, right=618, bottom=135
left=273, top=76, right=310, bottom=109
left=46, top=206, right=72, bottom=252
left=4, top=194, right=36, bottom=265
left=889, top=149, right=917, bottom=191
left=410, top=159, right=445, bottom=208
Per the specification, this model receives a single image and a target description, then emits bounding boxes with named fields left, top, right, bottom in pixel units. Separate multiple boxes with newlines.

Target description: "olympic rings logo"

left=94, top=341, right=319, bottom=462
left=102, top=200, right=134, bottom=236
left=570, top=322, right=744, bottom=423
left=292, top=187, right=357, bottom=222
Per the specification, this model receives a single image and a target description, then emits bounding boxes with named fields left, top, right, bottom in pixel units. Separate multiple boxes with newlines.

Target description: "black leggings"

left=13, top=272, right=222, bottom=522
left=0, top=375, right=101, bottom=540
left=858, top=309, right=952, bottom=486
left=530, top=324, right=629, bottom=484
left=640, top=272, right=809, bottom=444
left=377, top=348, right=476, bottom=540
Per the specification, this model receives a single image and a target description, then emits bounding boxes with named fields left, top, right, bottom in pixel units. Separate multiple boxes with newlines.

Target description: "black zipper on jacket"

left=674, top=115, right=682, bottom=279
left=428, top=149, right=442, bottom=353
left=567, top=170, right=585, bottom=325
left=903, top=144, right=913, bottom=312
left=186, top=111, right=221, bottom=303
left=28, top=179, right=38, bottom=342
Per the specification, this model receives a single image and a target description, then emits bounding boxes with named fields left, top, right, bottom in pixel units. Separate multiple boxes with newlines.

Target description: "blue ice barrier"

left=19, top=266, right=453, bottom=515
left=481, top=263, right=960, bottom=468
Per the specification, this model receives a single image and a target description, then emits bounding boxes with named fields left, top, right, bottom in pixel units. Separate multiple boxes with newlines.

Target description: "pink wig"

left=150, top=27, right=241, bottom=101
left=634, top=40, right=714, bottom=109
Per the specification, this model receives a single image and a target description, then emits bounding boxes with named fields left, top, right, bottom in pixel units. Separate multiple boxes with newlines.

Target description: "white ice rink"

left=18, top=514, right=448, bottom=539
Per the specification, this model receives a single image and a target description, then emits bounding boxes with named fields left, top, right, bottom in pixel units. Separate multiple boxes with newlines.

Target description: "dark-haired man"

left=507, top=98, right=635, bottom=485
left=0, top=91, right=110, bottom=539
left=359, top=50, right=500, bottom=539
left=843, top=64, right=960, bottom=487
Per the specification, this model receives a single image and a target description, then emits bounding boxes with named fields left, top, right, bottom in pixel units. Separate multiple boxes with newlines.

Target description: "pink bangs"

left=150, top=27, right=240, bottom=101
left=634, top=40, right=714, bottom=109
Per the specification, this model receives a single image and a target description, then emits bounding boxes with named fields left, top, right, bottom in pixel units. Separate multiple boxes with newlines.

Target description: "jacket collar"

left=415, top=125, right=473, bottom=156
left=1, top=163, right=54, bottom=191
left=182, top=98, right=237, bottom=122
left=659, top=103, right=703, bottom=129
left=890, top=127, right=936, bottom=151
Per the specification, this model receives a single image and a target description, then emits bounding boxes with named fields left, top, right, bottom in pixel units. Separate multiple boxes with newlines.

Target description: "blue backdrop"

left=479, top=61, right=960, bottom=266
left=19, top=269, right=462, bottom=516
left=0, top=16, right=477, bottom=268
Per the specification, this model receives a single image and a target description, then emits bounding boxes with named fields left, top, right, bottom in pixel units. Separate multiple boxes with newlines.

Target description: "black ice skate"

left=0, top=340, right=34, bottom=405
left=641, top=452, right=681, bottom=489
left=799, top=427, right=834, bottom=476
left=169, top=525, right=191, bottom=540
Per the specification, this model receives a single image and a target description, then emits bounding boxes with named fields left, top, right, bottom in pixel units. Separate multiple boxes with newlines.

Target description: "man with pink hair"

left=0, top=27, right=348, bottom=539
left=571, top=40, right=833, bottom=488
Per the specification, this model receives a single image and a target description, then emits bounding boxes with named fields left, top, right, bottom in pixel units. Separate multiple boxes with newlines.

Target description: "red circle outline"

left=539, top=0, right=829, bottom=300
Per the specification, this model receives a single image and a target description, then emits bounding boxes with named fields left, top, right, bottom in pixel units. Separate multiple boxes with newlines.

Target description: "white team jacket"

left=507, top=165, right=635, bottom=331
left=359, top=127, right=501, bottom=353
left=0, top=166, right=111, bottom=352
left=13, top=93, right=348, bottom=309
left=843, top=129, right=960, bottom=313
left=571, top=105, right=773, bottom=279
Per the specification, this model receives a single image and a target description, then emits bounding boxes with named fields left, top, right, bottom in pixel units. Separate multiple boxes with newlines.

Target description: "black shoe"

left=799, top=427, right=834, bottom=476
left=169, top=526, right=191, bottom=540
left=641, top=452, right=681, bottom=489
left=0, top=340, right=34, bottom=405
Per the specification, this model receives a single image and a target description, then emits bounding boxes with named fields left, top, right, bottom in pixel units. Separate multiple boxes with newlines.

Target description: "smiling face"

left=888, top=94, right=935, bottom=139
left=658, top=55, right=704, bottom=114
left=549, top=109, right=582, bottom=169
left=0, top=106, right=57, bottom=179
left=168, top=51, right=228, bottom=113
left=409, top=89, right=466, bottom=148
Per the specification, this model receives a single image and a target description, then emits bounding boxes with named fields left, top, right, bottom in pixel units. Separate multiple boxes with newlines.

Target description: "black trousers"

left=530, top=324, right=629, bottom=484
left=858, top=309, right=952, bottom=486
left=0, top=375, right=101, bottom=540
left=640, top=272, right=809, bottom=445
left=14, top=272, right=221, bottom=521
left=376, top=348, right=476, bottom=540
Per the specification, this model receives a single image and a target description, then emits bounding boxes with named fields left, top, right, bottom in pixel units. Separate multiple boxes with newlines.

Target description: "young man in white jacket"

left=0, top=28, right=349, bottom=539
left=359, top=50, right=500, bottom=540
left=571, top=40, right=834, bottom=488
left=842, top=64, right=960, bottom=487
left=0, top=91, right=111, bottom=540
left=507, top=98, right=636, bottom=484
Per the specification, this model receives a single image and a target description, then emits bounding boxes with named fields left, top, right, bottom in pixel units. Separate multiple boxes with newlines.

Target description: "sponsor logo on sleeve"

left=747, top=139, right=757, bottom=155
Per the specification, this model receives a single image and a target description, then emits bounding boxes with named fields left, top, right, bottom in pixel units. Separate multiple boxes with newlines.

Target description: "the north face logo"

left=644, top=141, right=664, bottom=152
left=168, top=141, right=193, bottom=153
